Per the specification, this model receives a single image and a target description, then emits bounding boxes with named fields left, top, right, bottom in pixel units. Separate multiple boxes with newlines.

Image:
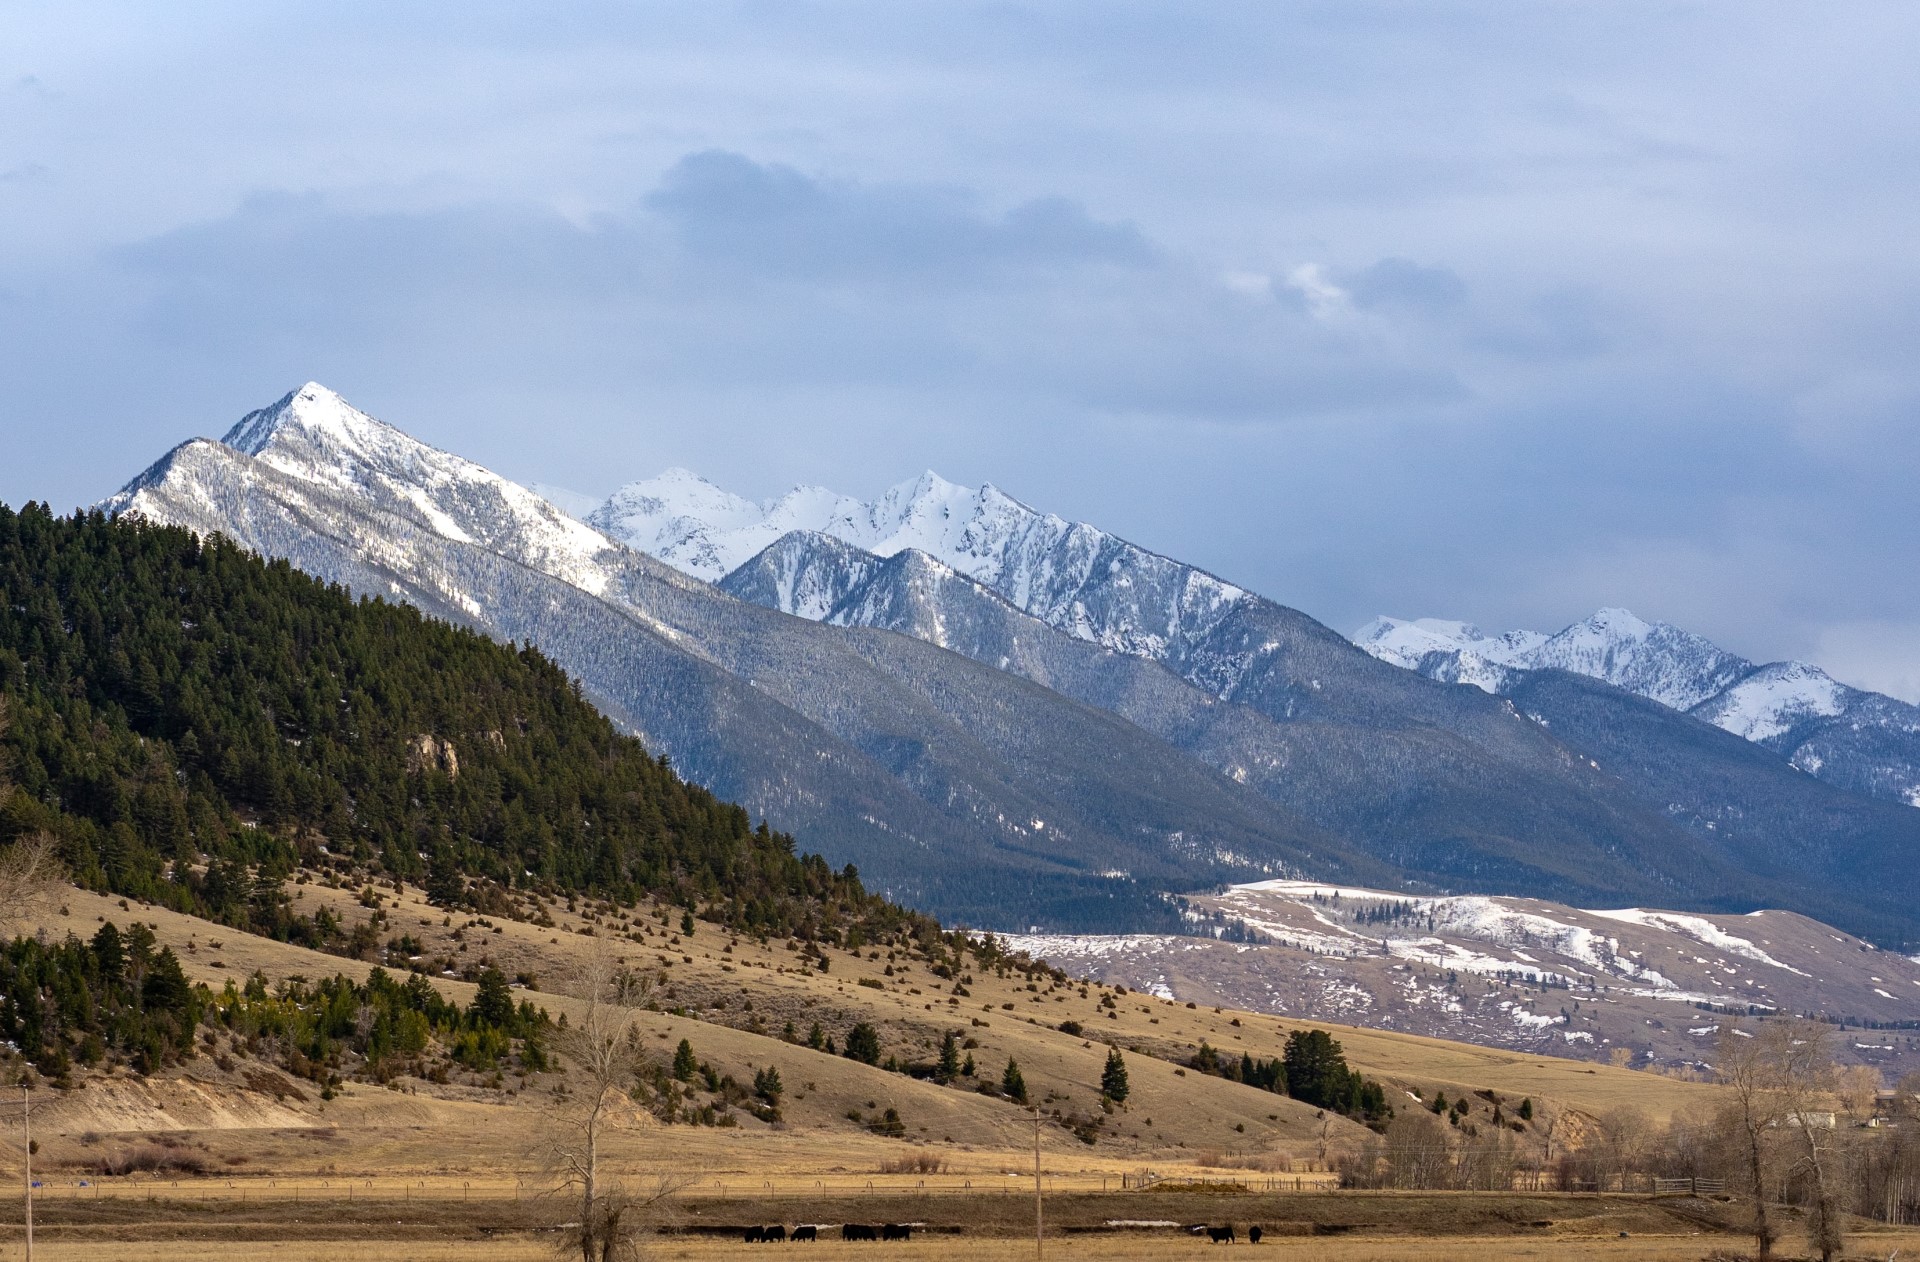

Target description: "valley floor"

left=9, top=1187, right=1903, bottom=1261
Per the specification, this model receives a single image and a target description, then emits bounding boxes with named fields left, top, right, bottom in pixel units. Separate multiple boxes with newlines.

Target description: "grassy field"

left=1, top=881, right=1764, bottom=1260
left=10, top=1185, right=1899, bottom=1261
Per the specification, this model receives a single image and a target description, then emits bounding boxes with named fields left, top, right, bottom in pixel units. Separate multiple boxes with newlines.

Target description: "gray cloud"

left=648, top=151, right=1154, bottom=284
left=2, top=3, right=1918, bottom=697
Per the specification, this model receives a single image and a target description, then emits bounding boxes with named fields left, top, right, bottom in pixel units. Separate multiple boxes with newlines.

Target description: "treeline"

left=0, top=505, right=929, bottom=944
left=1190, top=1028, right=1391, bottom=1127
left=0, top=922, right=545, bottom=1090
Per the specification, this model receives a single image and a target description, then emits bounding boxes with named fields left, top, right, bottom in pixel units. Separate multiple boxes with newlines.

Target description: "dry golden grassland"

left=0, top=879, right=1763, bottom=1259
left=19, top=1236, right=1920, bottom=1262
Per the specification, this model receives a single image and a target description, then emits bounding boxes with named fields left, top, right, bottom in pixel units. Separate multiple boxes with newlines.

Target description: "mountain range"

left=1356, top=609, right=1920, bottom=809
left=102, top=384, right=1920, bottom=946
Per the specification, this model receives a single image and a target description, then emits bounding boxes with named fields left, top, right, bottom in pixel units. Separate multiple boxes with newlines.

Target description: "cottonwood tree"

left=1767, top=1020, right=1845, bottom=1262
left=541, top=942, right=686, bottom=1262
left=1718, top=1023, right=1784, bottom=1260
left=1717, top=1020, right=1848, bottom=1261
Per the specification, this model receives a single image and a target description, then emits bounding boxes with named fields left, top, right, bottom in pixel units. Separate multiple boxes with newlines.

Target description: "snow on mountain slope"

left=1691, top=660, right=1849, bottom=743
left=1358, top=608, right=1747, bottom=710
left=1352, top=617, right=1545, bottom=671
left=179, top=383, right=626, bottom=599
left=592, top=469, right=1253, bottom=668
left=1010, top=877, right=1920, bottom=1072
left=1357, top=608, right=1920, bottom=808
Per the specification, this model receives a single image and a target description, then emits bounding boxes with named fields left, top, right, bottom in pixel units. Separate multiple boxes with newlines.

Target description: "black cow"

left=744, top=1226, right=764, bottom=1243
left=792, top=1224, right=818, bottom=1242
left=842, top=1223, right=878, bottom=1241
left=765, top=1225, right=788, bottom=1242
left=1248, top=1224, right=1263, bottom=1244
left=1207, top=1225, right=1236, bottom=1244
left=881, top=1223, right=912, bottom=1241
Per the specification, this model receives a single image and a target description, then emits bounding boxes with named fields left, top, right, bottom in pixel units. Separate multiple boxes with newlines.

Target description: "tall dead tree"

left=541, top=941, right=677, bottom=1262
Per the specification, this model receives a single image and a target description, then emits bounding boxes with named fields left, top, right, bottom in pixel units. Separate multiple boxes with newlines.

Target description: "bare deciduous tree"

left=539, top=941, right=685, bottom=1262
left=1718, top=1024, right=1783, bottom=1260
left=1766, top=1020, right=1844, bottom=1262
left=0, top=833, right=63, bottom=938
left=1835, top=1063, right=1882, bottom=1122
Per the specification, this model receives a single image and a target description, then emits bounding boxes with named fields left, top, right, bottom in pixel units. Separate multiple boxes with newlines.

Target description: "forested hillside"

left=0, top=504, right=920, bottom=944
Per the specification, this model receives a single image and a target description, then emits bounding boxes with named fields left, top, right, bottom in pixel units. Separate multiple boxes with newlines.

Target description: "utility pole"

left=1032, top=1104, right=1043, bottom=1261
left=19, top=1084, right=31, bottom=1262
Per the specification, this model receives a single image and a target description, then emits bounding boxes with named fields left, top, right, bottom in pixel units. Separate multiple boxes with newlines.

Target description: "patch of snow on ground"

left=1587, top=908, right=1810, bottom=975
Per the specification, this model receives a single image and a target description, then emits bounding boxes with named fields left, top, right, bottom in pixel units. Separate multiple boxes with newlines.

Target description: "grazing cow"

left=1206, top=1224, right=1236, bottom=1244
left=744, top=1226, right=765, bottom=1243
left=881, top=1223, right=912, bottom=1241
left=842, top=1223, right=878, bottom=1241
left=764, top=1225, right=787, bottom=1242
left=792, top=1224, right=818, bottom=1242
left=1248, top=1224, right=1263, bottom=1244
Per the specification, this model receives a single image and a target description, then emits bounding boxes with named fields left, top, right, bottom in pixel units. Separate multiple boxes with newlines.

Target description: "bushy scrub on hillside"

left=0, top=923, right=544, bottom=1091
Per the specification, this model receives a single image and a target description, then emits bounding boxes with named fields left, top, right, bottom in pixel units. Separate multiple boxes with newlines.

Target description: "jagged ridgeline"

left=0, top=504, right=925, bottom=942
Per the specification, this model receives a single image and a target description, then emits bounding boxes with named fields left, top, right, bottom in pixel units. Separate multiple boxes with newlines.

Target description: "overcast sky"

left=4, top=3, right=1917, bottom=699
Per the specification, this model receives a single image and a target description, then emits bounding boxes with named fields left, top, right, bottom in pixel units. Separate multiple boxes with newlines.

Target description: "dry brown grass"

left=15, top=1229, right=1920, bottom=1262
left=11, top=879, right=1725, bottom=1207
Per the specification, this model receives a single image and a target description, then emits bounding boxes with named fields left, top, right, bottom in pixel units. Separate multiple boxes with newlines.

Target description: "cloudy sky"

left=4, top=3, right=1918, bottom=698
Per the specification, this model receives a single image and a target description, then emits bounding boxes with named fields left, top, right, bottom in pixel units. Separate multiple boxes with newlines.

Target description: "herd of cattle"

left=737, top=1222, right=1266, bottom=1243
left=739, top=1223, right=911, bottom=1242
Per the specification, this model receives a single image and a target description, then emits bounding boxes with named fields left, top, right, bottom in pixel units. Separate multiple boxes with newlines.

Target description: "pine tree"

left=843, top=1022, right=882, bottom=1066
left=673, top=1038, right=697, bottom=1081
left=1002, top=1057, right=1027, bottom=1104
left=937, top=1030, right=961, bottom=1082
left=472, top=967, right=515, bottom=1030
left=1100, top=1047, right=1130, bottom=1104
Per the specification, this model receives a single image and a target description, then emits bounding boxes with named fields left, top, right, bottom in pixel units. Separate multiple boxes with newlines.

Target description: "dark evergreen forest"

left=0, top=504, right=928, bottom=945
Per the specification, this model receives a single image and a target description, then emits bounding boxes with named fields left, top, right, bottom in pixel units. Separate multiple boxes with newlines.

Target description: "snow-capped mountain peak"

left=1357, top=606, right=1920, bottom=808
left=224, top=382, right=377, bottom=458
left=1357, top=607, right=1745, bottom=711
left=591, top=467, right=1254, bottom=668
left=179, top=382, right=622, bottom=595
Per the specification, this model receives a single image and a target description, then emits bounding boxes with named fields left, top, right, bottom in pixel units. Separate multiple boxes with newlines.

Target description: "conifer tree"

left=1002, top=1057, right=1028, bottom=1104
left=937, top=1030, right=961, bottom=1082
left=1100, top=1047, right=1130, bottom=1104
left=672, top=1038, right=697, bottom=1081
left=843, top=1022, right=882, bottom=1066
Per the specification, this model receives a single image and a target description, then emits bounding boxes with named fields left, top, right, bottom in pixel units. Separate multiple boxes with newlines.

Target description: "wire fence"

left=11, top=1168, right=1344, bottom=1206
